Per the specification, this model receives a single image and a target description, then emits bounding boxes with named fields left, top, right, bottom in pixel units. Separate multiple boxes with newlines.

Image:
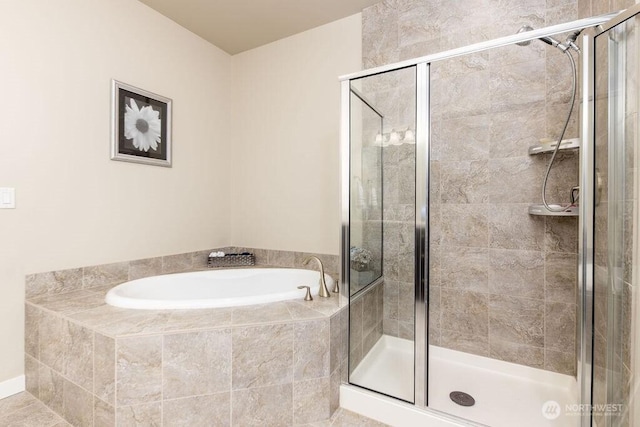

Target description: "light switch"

left=0, top=188, right=15, bottom=209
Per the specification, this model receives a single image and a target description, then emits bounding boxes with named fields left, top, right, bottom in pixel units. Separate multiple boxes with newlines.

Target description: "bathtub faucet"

left=302, top=256, right=331, bottom=298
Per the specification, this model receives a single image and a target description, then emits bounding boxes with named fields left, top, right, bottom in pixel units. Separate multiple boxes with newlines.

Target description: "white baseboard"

left=0, top=375, right=25, bottom=400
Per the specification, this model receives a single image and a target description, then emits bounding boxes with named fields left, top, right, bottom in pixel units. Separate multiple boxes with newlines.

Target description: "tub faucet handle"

left=302, top=256, right=331, bottom=298
left=297, top=285, right=313, bottom=301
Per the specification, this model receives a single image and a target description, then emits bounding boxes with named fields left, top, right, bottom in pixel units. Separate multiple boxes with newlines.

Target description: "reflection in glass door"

left=348, top=66, right=417, bottom=403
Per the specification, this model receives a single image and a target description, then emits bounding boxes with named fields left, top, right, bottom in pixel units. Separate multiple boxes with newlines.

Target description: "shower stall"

left=340, top=6, right=640, bottom=427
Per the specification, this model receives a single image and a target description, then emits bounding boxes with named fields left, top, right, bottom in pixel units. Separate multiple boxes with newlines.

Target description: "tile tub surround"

left=24, top=248, right=344, bottom=426
left=25, top=247, right=340, bottom=300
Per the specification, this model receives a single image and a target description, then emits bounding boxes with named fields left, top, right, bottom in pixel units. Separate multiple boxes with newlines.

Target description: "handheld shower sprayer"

left=515, top=23, right=582, bottom=213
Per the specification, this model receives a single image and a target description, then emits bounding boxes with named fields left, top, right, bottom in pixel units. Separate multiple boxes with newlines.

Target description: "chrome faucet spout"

left=302, top=256, right=331, bottom=298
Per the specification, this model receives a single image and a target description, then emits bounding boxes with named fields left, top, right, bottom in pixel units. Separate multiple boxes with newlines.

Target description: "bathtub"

left=105, top=268, right=334, bottom=310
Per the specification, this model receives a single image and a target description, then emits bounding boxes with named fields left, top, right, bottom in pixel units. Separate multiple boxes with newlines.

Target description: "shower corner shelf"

left=528, top=204, right=579, bottom=216
left=528, top=137, right=581, bottom=155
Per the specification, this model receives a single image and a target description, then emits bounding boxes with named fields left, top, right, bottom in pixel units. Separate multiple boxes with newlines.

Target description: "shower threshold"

left=346, top=335, right=578, bottom=427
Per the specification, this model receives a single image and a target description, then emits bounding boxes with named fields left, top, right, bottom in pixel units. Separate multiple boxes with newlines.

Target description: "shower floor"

left=349, top=335, right=579, bottom=427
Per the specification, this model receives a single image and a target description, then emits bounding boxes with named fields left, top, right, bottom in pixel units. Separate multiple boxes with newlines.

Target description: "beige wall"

left=0, top=1, right=362, bottom=386
left=230, top=14, right=362, bottom=255
left=0, top=0, right=236, bottom=384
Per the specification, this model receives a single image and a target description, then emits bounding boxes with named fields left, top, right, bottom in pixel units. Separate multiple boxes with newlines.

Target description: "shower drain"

left=449, top=391, right=475, bottom=407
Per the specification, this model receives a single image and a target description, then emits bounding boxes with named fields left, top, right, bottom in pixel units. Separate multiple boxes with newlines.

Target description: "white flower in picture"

left=124, top=98, right=162, bottom=152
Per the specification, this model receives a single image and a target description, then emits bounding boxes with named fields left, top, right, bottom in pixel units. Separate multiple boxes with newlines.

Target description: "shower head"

left=515, top=25, right=534, bottom=46
left=515, top=24, right=572, bottom=52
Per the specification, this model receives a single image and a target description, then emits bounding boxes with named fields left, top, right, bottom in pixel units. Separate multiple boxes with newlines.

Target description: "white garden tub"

left=105, top=268, right=334, bottom=310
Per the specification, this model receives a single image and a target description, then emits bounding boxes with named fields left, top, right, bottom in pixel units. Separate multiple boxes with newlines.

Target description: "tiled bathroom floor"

left=0, top=392, right=68, bottom=426
left=0, top=392, right=387, bottom=427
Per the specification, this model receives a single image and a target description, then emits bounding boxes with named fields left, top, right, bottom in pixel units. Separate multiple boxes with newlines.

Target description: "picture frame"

left=111, top=80, right=172, bottom=167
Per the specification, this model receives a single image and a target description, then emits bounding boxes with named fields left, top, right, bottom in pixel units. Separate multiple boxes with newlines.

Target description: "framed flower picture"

left=111, top=80, right=172, bottom=167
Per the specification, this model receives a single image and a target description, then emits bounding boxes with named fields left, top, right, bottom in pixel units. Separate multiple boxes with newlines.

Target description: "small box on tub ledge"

left=207, top=251, right=255, bottom=268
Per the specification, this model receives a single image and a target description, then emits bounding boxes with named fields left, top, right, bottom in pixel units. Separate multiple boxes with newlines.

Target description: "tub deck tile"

left=30, top=291, right=106, bottom=316
left=164, top=307, right=234, bottom=332
left=285, top=301, right=327, bottom=320
left=231, top=301, right=294, bottom=326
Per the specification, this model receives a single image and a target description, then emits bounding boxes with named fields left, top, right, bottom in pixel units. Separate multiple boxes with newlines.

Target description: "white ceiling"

left=138, top=0, right=379, bottom=55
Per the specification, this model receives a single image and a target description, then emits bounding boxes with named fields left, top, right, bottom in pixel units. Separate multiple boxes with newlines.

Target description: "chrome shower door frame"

left=579, top=28, right=596, bottom=427
left=339, top=11, right=622, bottom=425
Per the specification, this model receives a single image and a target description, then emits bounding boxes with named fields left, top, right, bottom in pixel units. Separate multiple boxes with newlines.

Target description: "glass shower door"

left=591, top=7, right=640, bottom=426
left=347, top=66, right=417, bottom=403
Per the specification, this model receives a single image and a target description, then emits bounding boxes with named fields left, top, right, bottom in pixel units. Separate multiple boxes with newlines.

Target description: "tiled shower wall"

left=361, top=0, right=593, bottom=375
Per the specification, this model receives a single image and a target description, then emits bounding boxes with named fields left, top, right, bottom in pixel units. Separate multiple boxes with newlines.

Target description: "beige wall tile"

left=162, top=253, right=194, bottom=274
left=441, top=247, right=489, bottom=292
left=489, top=295, right=544, bottom=347
left=25, top=354, right=39, bottom=399
left=545, top=252, right=578, bottom=304
left=433, top=115, right=490, bottom=162
left=294, top=377, right=330, bottom=424
left=62, top=321, right=93, bottom=392
left=488, top=156, right=546, bottom=203
left=293, top=319, right=330, bottom=381
left=116, top=335, right=162, bottom=406
left=232, top=323, right=293, bottom=389
left=26, top=268, right=83, bottom=299
left=329, top=314, right=342, bottom=375
left=432, top=71, right=492, bottom=120
left=63, top=379, right=93, bottom=427
left=163, top=329, right=232, bottom=399
left=94, top=398, right=115, bottom=427
left=489, top=249, right=545, bottom=299
left=545, top=217, right=578, bottom=253
left=440, top=161, right=489, bottom=204
left=39, top=311, right=64, bottom=373
left=94, top=333, right=115, bottom=406
left=440, top=204, right=489, bottom=247
left=117, top=402, right=161, bottom=427
left=83, top=261, right=129, bottom=289
left=489, top=339, right=544, bottom=368
left=363, top=323, right=383, bottom=354
left=232, top=383, right=293, bottom=426
left=330, top=369, right=341, bottom=416
left=267, top=250, right=296, bottom=267
left=490, top=61, right=546, bottom=114
left=489, top=204, right=545, bottom=250
left=441, top=289, right=489, bottom=336
left=25, top=303, right=40, bottom=359
left=545, top=301, right=576, bottom=352
left=544, top=348, right=576, bottom=376
left=441, top=328, right=489, bottom=357
left=489, top=106, right=545, bottom=158
left=39, top=364, right=64, bottom=416
left=128, top=257, right=162, bottom=280
left=163, top=393, right=231, bottom=427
